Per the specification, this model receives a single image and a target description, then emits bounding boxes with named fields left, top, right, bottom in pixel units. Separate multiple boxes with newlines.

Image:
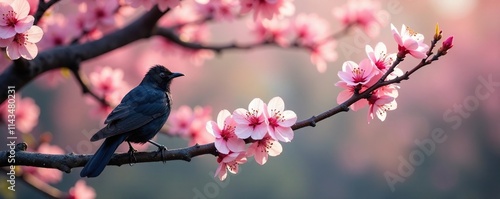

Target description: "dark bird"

left=80, top=65, right=184, bottom=178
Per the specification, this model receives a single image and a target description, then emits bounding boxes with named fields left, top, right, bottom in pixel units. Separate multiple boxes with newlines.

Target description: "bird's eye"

left=159, top=72, right=166, bottom=78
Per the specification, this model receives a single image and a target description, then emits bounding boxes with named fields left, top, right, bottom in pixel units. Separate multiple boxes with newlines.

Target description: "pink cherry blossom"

left=80, top=1, right=119, bottom=31
left=195, top=0, right=239, bottom=21
left=367, top=93, right=397, bottom=123
left=292, top=13, right=329, bottom=46
left=1, top=94, right=40, bottom=133
left=166, top=105, right=214, bottom=145
left=239, top=0, right=295, bottom=21
left=250, top=18, right=290, bottom=47
left=335, top=81, right=368, bottom=111
left=246, top=135, right=282, bottom=165
left=69, top=7, right=103, bottom=41
left=207, top=109, right=246, bottom=154
left=291, top=14, right=338, bottom=72
left=168, top=105, right=195, bottom=136
left=87, top=66, right=129, bottom=119
left=265, top=97, right=296, bottom=142
left=333, top=0, right=387, bottom=37
left=126, top=0, right=155, bottom=10
left=233, top=98, right=268, bottom=140
left=214, top=151, right=247, bottom=181
left=391, top=23, right=429, bottom=59
left=0, top=0, right=34, bottom=39
left=89, top=66, right=126, bottom=97
left=309, top=40, right=337, bottom=73
left=365, top=72, right=401, bottom=97
left=0, top=25, right=43, bottom=60
left=68, top=180, right=96, bottom=199
left=23, top=143, right=64, bottom=184
left=338, top=59, right=377, bottom=86
left=38, top=14, right=77, bottom=50
left=187, top=117, right=215, bottom=146
left=365, top=42, right=397, bottom=73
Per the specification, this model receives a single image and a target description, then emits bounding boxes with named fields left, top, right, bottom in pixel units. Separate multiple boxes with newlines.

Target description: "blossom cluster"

left=166, top=105, right=215, bottom=146
left=335, top=23, right=431, bottom=123
left=207, top=97, right=297, bottom=181
left=0, top=0, right=43, bottom=60
left=86, top=66, right=131, bottom=118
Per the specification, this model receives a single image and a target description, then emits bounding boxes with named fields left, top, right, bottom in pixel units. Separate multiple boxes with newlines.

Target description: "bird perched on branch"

left=80, top=65, right=184, bottom=178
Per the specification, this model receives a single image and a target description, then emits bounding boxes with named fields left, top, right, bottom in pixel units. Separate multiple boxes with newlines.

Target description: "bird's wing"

left=91, top=87, right=170, bottom=141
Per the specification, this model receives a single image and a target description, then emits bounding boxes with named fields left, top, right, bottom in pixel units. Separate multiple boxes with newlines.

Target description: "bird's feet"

left=148, top=140, right=168, bottom=163
left=127, top=142, right=137, bottom=166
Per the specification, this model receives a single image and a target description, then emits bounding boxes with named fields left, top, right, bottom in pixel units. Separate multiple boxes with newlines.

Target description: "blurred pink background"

left=2, top=0, right=500, bottom=198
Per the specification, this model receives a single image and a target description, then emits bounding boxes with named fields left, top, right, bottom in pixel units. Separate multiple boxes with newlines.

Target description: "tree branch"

left=0, top=37, right=449, bottom=171
left=0, top=6, right=168, bottom=104
left=154, top=23, right=353, bottom=54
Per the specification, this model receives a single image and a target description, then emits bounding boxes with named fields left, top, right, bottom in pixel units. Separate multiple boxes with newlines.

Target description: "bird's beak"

left=170, top=72, right=184, bottom=79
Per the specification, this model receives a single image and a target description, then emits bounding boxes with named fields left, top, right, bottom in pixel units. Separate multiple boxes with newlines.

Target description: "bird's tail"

left=80, top=135, right=127, bottom=178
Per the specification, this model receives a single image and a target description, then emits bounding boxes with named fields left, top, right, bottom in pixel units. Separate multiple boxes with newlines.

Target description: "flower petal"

left=14, top=15, right=34, bottom=34
left=227, top=138, right=245, bottom=152
left=216, top=110, right=231, bottom=130
left=351, top=99, right=368, bottom=111
left=248, top=98, right=264, bottom=115
left=0, top=36, right=13, bottom=47
left=273, top=126, right=294, bottom=142
left=0, top=3, right=12, bottom=26
left=279, top=110, right=297, bottom=127
left=0, top=26, right=16, bottom=39
left=235, top=125, right=253, bottom=139
left=253, top=145, right=268, bottom=165
left=25, top=25, right=43, bottom=43
left=268, top=139, right=282, bottom=156
left=232, top=109, right=250, bottom=124
left=12, top=0, right=30, bottom=18
left=338, top=71, right=354, bottom=85
left=214, top=163, right=227, bottom=181
left=215, top=140, right=230, bottom=154
left=6, top=42, right=21, bottom=60
left=365, top=44, right=376, bottom=63
left=403, top=38, right=418, bottom=51
left=391, top=24, right=403, bottom=45
left=268, top=96, right=285, bottom=113
left=206, top=121, right=221, bottom=138
left=374, top=42, right=387, bottom=56
left=250, top=124, right=268, bottom=140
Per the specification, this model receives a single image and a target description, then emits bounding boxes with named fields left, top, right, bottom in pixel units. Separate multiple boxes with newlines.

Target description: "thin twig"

left=68, top=64, right=110, bottom=107
left=154, top=23, right=355, bottom=54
